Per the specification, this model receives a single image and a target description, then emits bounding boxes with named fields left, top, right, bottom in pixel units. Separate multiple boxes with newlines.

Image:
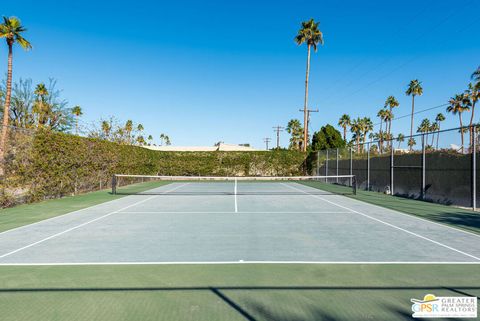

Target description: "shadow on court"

left=1, top=285, right=479, bottom=321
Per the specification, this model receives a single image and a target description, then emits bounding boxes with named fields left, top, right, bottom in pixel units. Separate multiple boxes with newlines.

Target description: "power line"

left=272, top=126, right=284, bottom=149
left=299, top=108, right=318, bottom=150
left=319, top=0, right=477, bottom=107
left=263, top=137, right=271, bottom=150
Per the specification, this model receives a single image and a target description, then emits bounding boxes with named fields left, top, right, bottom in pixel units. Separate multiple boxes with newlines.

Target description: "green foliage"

left=1, top=129, right=306, bottom=207
left=311, top=124, right=345, bottom=151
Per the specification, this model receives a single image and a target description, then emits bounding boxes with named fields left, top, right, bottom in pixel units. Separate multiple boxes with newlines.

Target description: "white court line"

left=0, top=261, right=478, bottom=266
left=0, top=184, right=189, bottom=260
left=117, top=211, right=352, bottom=214
left=281, top=183, right=480, bottom=261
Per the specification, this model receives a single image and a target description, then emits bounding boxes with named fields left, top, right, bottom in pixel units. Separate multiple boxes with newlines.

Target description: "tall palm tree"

left=466, top=83, right=479, bottom=149
left=360, top=117, right=373, bottom=153
left=417, top=118, right=431, bottom=145
left=286, top=119, right=304, bottom=151
left=447, top=94, right=471, bottom=153
left=33, top=83, right=49, bottom=127
left=295, top=18, right=324, bottom=151
left=396, top=133, right=405, bottom=149
left=472, top=66, right=480, bottom=86
left=430, top=122, right=439, bottom=146
left=377, top=109, right=388, bottom=152
left=338, top=114, right=350, bottom=142
left=125, top=120, right=133, bottom=143
left=350, top=118, right=362, bottom=153
left=435, top=113, right=445, bottom=149
left=101, top=120, right=111, bottom=139
left=71, top=106, right=82, bottom=135
left=406, top=79, right=423, bottom=150
left=0, top=17, right=31, bottom=168
left=159, top=133, right=171, bottom=146
left=384, top=96, right=399, bottom=139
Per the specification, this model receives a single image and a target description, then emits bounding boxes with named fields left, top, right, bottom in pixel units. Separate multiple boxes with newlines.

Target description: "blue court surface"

left=0, top=181, right=479, bottom=265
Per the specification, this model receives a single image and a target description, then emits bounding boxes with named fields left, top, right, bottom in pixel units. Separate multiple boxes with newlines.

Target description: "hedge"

left=0, top=129, right=306, bottom=207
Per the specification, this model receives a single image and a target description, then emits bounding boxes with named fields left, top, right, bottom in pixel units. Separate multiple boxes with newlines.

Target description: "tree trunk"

left=0, top=44, right=13, bottom=175
left=303, top=45, right=311, bottom=152
left=343, top=127, right=346, bottom=142
left=431, top=131, right=434, bottom=146
left=459, top=114, right=464, bottom=154
left=75, top=117, right=79, bottom=135
left=436, top=124, right=441, bottom=150
left=409, top=95, right=415, bottom=151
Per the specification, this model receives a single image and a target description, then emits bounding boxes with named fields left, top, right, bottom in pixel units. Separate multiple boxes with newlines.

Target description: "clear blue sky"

left=3, top=0, right=479, bottom=148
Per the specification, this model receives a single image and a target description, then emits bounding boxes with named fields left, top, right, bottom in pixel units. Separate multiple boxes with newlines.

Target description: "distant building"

left=143, top=142, right=259, bottom=152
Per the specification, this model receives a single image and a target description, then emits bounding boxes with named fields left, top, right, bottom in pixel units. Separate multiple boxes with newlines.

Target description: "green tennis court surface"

left=0, top=179, right=479, bottom=320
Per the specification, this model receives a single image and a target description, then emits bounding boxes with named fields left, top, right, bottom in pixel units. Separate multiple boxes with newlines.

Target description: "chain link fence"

left=314, top=125, right=479, bottom=210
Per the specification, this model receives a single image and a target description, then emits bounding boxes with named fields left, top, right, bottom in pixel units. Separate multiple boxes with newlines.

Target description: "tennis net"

left=111, top=174, right=357, bottom=196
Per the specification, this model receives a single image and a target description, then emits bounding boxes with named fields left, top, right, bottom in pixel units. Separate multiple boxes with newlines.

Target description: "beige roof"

left=143, top=143, right=259, bottom=152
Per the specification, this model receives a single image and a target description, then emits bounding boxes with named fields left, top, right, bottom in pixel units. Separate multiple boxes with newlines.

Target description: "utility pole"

left=272, top=126, right=284, bottom=149
left=299, top=108, right=318, bottom=151
left=263, top=137, right=271, bottom=150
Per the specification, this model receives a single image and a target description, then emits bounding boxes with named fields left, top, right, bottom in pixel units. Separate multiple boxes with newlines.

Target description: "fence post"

left=325, top=149, right=329, bottom=178
left=367, top=142, right=370, bottom=191
left=422, top=134, right=426, bottom=200
left=317, top=151, right=320, bottom=176
left=336, top=148, right=339, bottom=183
left=473, top=128, right=477, bottom=211
left=350, top=147, right=353, bottom=186
left=390, top=144, right=394, bottom=195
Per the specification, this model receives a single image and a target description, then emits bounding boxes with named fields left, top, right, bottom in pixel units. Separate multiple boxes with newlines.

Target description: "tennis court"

left=0, top=176, right=479, bottom=265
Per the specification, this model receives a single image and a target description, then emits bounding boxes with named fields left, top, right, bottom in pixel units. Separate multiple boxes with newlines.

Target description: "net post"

left=316, top=151, right=320, bottom=176
left=422, top=134, right=426, bottom=200
left=111, top=175, right=117, bottom=195
left=473, top=127, right=476, bottom=211
left=390, top=143, right=394, bottom=195
left=352, top=175, right=357, bottom=195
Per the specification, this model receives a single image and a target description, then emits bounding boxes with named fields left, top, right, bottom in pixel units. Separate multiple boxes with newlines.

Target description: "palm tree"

left=417, top=118, right=431, bottom=145
left=429, top=122, right=439, bottom=146
left=101, top=120, right=111, bottom=139
left=0, top=16, right=32, bottom=168
left=71, top=106, right=82, bottom=135
left=338, top=114, right=350, bottom=142
left=286, top=119, right=304, bottom=151
left=159, top=133, right=171, bottom=146
left=137, top=123, right=144, bottom=132
left=447, top=94, right=471, bottom=153
left=435, top=113, right=445, bottom=149
left=406, top=79, right=423, bottom=150
left=360, top=117, right=373, bottom=152
left=384, top=96, right=399, bottom=139
left=396, top=133, right=405, bottom=149
left=147, top=135, right=153, bottom=146
left=466, top=83, right=479, bottom=149
left=295, top=19, right=324, bottom=151
left=33, top=83, right=49, bottom=127
left=124, top=120, right=133, bottom=143
left=472, top=66, right=480, bottom=86
left=377, top=109, right=387, bottom=152
left=350, top=118, right=362, bottom=153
